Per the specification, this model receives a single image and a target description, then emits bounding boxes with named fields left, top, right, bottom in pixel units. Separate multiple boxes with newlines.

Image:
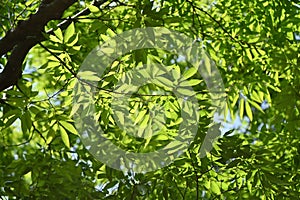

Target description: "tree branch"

left=0, top=0, right=108, bottom=93
left=0, top=38, right=37, bottom=92
left=0, top=0, right=76, bottom=56
left=0, top=0, right=77, bottom=92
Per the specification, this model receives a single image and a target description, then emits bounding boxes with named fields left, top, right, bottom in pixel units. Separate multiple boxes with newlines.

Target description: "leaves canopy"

left=0, top=0, right=300, bottom=199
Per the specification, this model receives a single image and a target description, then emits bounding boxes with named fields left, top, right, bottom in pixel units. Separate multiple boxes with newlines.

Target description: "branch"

left=0, top=0, right=77, bottom=92
left=0, top=0, right=76, bottom=56
left=0, top=38, right=37, bottom=92
left=0, top=0, right=108, bottom=93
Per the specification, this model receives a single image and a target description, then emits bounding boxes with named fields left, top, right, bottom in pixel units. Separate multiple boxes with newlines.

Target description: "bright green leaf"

left=60, top=126, right=70, bottom=148
left=60, top=121, right=78, bottom=135
left=64, top=22, right=75, bottom=43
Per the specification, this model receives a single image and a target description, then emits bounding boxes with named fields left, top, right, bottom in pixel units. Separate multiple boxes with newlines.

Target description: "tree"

left=0, top=0, right=299, bottom=199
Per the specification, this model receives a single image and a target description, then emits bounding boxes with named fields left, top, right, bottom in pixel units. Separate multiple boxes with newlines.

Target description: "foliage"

left=0, top=0, right=300, bottom=199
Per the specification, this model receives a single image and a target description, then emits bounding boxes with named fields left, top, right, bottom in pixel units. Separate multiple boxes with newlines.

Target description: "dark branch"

left=0, top=0, right=107, bottom=93
left=0, top=0, right=77, bottom=92
left=0, top=0, right=76, bottom=56
left=0, top=38, right=38, bottom=92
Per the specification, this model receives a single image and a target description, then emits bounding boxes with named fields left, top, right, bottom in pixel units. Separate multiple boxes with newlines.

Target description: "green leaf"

left=47, top=129, right=56, bottom=144
left=77, top=71, right=101, bottom=81
left=203, top=53, right=212, bottom=76
left=134, top=109, right=147, bottom=125
left=181, top=67, right=198, bottom=80
left=114, top=110, right=124, bottom=125
left=155, top=76, right=174, bottom=88
left=54, top=28, right=63, bottom=41
left=64, top=22, right=75, bottom=43
left=245, top=101, right=253, bottom=121
left=140, top=114, right=150, bottom=127
left=251, top=90, right=263, bottom=103
left=106, top=28, right=116, bottom=37
left=100, top=34, right=110, bottom=42
left=70, top=103, right=80, bottom=117
left=66, top=33, right=79, bottom=46
left=239, top=98, right=245, bottom=119
left=60, top=126, right=70, bottom=148
left=176, top=87, right=195, bottom=96
left=101, top=47, right=115, bottom=54
left=211, top=181, right=221, bottom=195
left=154, top=134, right=169, bottom=141
left=49, top=35, right=62, bottom=43
left=170, top=117, right=183, bottom=126
left=25, top=0, right=35, bottom=6
left=20, top=111, right=32, bottom=134
left=60, top=121, right=78, bottom=135
left=179, top=79, right=202, bottom=87
left=248, top=99, right=264, bottom=113
left=4, top=115, right=18, bottom=129
left=87, top=4, right=100, bottom=13
left=171, top=65, right=181, bottom=80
